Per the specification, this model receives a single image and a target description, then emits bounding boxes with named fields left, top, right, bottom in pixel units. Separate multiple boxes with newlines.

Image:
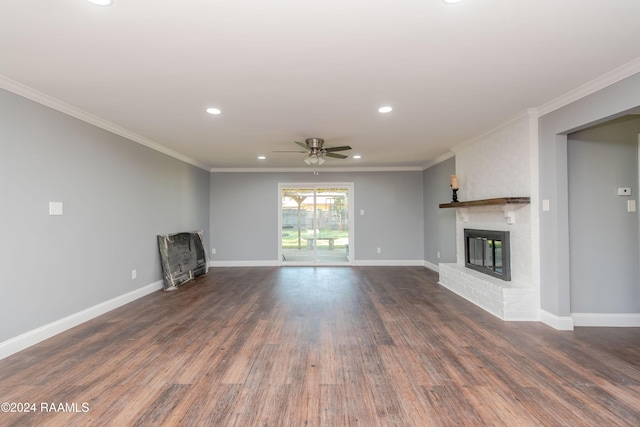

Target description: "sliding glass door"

left=280, top=184, right=352, bottom=265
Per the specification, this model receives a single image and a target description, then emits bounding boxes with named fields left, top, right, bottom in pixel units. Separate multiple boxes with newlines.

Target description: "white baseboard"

left=209, top=260, right=280, bottom=267
left=539, top=309, right=574, bottom=331
left=209, top=260, right=426, bottom=267
left=572, top=312, right=640, bottom=327
left=424, top=260, right=439, bottom=272
left=540, top=310, right=640, bottom=331
left=353, top=260, right=425, bottom=266
left=0, top=280, right=163, bottom=361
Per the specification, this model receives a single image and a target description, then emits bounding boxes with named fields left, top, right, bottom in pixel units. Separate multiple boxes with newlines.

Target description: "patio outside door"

left=280, top=184, right=352, bottom=265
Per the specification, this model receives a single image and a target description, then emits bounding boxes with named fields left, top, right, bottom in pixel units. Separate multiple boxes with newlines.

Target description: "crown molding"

left=424, top=109, right=541, bottom=170
left=422, top=151, right=455, bottom=170
left=444, top=58, right=640, bottom=157
left=537, top=56, right=640, bottom=117
left=210, top=166, right=424, bottom=173
left=0, top=75, right=210, bottom=171
left=449, top=110, right=532, bottom=154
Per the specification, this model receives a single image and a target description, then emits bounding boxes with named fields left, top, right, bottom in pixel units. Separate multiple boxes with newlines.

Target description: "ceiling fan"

left=274, top=138, right=352, bottom=165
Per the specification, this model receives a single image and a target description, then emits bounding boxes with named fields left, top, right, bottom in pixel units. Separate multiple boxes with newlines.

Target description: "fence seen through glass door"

left=281, top=186, right=350, bottom=264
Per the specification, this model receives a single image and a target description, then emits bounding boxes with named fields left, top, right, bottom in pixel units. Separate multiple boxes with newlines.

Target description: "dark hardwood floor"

left=1, top=266, right=639, bottom=426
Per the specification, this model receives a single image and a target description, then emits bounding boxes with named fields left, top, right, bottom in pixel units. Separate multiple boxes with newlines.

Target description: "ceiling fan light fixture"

left=292, top=138, right=348, bottom=165
left=303, top=153, right=325, bottom=165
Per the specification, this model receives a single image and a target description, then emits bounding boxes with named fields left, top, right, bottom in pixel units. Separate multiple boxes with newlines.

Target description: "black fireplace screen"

left=464, top=229, right=511, bottom=281
left=158, top=230, right=208, bottom=291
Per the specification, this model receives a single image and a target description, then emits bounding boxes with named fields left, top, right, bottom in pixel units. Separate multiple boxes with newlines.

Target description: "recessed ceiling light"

left=442, top=0, right=463, bottom=4
left=353, top=155, right=362, bottom=159
left=206, top=108, right=221, bottom=115
left=86, top=0, right=113, bottom=6
left=257, top=156, right=266, bottom=160
left=378, top=106, right=393, bottom=113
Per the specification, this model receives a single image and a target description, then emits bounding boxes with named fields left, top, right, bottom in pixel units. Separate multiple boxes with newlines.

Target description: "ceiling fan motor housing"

left=305, top=138, right=324, bottom=151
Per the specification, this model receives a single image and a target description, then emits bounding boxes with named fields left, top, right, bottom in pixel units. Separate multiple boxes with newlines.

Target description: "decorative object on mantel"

left=450, top=174, right=459, bottom=202
left=439, top=197, right=530, bottom=224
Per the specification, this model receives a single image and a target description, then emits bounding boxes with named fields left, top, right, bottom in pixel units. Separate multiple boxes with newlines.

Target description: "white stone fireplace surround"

left=437, top=112, right=540, bottom=321
left=439, top=204, right=538, bottom=320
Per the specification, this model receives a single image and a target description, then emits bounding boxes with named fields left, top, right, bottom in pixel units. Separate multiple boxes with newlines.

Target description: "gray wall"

left=210, top=171, right=424, bottom=262
left=538, top=72, right=640, bottom=317
left=0, top=89, right=210, bottom=342
left=423, top=157, right=456, bottom=266
left=568, top=117, right=640, bottom=313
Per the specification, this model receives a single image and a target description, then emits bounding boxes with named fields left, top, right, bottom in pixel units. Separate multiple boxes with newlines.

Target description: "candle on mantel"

left=450, top=174, right=459, bottom=190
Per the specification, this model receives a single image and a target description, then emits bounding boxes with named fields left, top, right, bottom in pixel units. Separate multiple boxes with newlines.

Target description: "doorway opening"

left=279, top=183, right=353, bottom=265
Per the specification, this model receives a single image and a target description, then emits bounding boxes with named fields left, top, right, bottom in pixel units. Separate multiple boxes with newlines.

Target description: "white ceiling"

left=2, top=0, right=640, bottom=170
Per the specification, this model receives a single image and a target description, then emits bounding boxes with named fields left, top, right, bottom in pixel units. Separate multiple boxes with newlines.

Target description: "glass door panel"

left=280, top=185, right=351, bottom=265
left=314, top=187, right=349, bottom=263
left=281, top=187, right=314, bottom=263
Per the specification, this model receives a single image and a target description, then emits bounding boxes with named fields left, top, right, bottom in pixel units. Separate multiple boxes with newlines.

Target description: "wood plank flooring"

left=1, top=266, right=639, bottom=426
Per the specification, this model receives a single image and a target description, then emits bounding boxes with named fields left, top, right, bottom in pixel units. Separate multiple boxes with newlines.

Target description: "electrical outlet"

left=377, top=247, right=381, bottom=254
left=437, top=251, right=441, bottom=259
left=131, top=269, right=137, bottom=280
left=212, top=248, right=216, bottom=255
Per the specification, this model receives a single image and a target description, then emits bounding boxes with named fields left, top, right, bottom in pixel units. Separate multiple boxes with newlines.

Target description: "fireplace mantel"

left=438, top=197, right=530, bottom=209
left=439, top=197, right=530, bottom=224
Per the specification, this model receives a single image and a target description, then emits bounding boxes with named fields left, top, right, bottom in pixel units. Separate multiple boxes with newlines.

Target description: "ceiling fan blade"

left=325, top=152, right=348, bottom=159
left=324, top=145, right=352, bottom=152
left=295, top=141, right=311, bottom=151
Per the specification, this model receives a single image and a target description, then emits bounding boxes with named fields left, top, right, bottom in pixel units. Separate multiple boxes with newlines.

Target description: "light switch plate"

left=628, top=200, right=636, bottom=212
left=49, top=201, right=63, bottom=216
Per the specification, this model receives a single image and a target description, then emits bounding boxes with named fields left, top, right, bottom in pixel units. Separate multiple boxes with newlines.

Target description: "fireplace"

left=464, top=229, right=511, bottom=281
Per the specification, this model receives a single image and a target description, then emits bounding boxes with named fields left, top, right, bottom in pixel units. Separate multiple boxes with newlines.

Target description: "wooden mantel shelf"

left=439, top=197, right=530, bottom=209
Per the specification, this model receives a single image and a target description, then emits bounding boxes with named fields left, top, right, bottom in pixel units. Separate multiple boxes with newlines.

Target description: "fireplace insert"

left=464, top=229, right=511, bottom=281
